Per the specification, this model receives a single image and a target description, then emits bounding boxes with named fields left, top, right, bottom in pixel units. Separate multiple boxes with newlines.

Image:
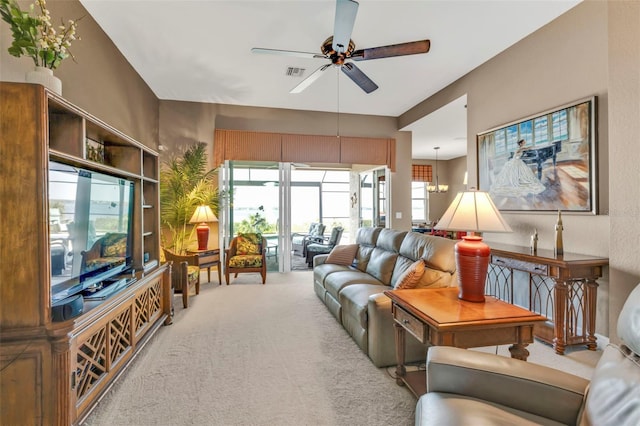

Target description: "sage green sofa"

left=313, top=227, right=458, bottom=367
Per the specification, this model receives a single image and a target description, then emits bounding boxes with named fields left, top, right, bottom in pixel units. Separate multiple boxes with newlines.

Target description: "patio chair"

left=291, top=222, right=325, bottom=257
left=305, top=226, right=343, bottom=266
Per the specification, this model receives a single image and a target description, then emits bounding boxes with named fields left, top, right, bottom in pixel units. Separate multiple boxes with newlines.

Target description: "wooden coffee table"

left=384, top=287, right=546, bottom=397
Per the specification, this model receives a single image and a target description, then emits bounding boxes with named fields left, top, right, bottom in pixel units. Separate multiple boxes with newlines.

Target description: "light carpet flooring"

left=83, top=270, right=602, bottom=426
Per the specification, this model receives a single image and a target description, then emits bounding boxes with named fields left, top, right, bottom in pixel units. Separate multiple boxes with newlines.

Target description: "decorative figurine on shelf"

left=530, top=228, right=538, bottom=254
left=554, top=210, right=564, bottom=257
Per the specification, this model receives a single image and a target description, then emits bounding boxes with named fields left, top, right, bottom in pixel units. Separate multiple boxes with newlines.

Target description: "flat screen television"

left=49, top=160, right=135, bottom=303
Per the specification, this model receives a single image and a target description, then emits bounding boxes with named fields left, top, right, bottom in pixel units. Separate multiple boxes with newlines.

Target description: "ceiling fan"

left=251, top=0, right=430, bottom=94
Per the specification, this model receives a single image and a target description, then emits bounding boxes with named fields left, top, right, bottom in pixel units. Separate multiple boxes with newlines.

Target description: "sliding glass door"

left=220, top=162, right=353, bottom=273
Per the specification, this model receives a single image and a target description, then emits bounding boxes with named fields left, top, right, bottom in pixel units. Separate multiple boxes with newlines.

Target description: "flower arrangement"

left=0, top=0, right=79, bottom=69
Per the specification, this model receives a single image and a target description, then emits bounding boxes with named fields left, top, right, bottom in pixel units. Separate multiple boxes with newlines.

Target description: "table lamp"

left=189, top=205, right=218, bottom=251
left=434, top=190, right=512, bottom=302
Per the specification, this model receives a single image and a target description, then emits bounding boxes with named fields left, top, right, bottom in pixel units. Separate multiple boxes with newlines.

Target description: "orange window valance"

left=214, top=129, right=396, bottom=172
left=412, top=164, right=432, bottom=182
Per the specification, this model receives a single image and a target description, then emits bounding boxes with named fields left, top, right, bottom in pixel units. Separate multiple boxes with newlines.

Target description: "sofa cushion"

left=394, top=259, right=425, bottom=289
left=313, top=263, right=352, bottom=288
left=228, top=254, right=262, bottom=267
left=365, top=248, right=398, bottom=285
left=326, top=244, right=359, bottom=266
left=400, top=232, right=457, bottom=274
left=353, top=227, right=382, bottom=272
left=416, top=393, right=565, bottom=426
left=376, top=228, right=407, bottom=252
left=235, top=233, right=261, bottom=255
left=324, top=270, right=384, bottom=300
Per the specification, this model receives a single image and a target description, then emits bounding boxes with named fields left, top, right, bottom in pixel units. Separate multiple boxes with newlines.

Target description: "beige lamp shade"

left=189, top=205, right=218, bottom=224
left=434, top=191, right=512, bottom=233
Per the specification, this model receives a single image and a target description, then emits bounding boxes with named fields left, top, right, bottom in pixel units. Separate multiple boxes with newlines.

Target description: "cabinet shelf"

left=0, top=82, right=170, bottom=426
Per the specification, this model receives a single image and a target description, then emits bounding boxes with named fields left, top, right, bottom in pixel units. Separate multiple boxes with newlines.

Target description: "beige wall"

left=402, top=0, right=640, bottom=340
left=159, top=101, right=413, bottom=230
left=606, top=0, right=640, bottom=342
left=0, top=0, right=159, bottom=148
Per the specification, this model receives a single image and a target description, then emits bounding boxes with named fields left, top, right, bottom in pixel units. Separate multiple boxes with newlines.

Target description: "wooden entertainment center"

left=0, top=83, right=171, bottom=425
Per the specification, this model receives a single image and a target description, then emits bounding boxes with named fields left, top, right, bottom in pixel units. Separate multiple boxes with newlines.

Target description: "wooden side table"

left=384, top=287, right=546, bottom=398
left=187, top=248, right=221, bottom=284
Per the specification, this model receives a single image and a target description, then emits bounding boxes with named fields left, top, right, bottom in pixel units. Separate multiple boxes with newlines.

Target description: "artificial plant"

left=160, top=142, right=221, bottom=254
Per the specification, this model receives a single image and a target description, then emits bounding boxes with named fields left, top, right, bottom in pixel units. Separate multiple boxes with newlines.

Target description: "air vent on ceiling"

left=285, top=67, right=306, bottom=77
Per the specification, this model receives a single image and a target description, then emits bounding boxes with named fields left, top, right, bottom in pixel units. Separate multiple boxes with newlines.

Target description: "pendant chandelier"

left=427, top=146, right=448, bottom=193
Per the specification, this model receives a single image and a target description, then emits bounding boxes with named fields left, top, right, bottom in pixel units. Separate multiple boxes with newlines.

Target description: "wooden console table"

left=385, top=288, right=546, bottom=397
left=486, top=243, right=608, bottom=355
left=187, top=248, right=222, bottom=284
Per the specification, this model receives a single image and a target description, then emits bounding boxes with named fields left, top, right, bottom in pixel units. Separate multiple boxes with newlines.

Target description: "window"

left=411, top=181, right=428, bottom=223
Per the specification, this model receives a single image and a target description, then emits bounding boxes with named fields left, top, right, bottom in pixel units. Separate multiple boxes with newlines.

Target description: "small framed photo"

left=86, top=138, right=105, bottom=164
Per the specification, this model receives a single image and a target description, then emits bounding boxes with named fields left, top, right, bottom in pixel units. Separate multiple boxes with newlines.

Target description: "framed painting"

left=477, top=96, right=597, bottom=214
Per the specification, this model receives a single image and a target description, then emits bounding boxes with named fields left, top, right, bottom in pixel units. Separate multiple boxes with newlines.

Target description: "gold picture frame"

left=477, top=96, right=597, bottom=214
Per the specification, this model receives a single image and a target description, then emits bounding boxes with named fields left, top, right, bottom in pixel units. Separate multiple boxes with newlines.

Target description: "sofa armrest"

left=367, top=292, right=429, bottom=367
left=312, top=253, right=329, bottom=267
left=427, top=346, right=588, bottom=425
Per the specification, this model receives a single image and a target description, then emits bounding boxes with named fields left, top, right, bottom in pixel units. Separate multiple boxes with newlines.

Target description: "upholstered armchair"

left=291, top=222, right=326, bottom=257
left=415, top=283, right=640, bottom=426
left=305, top=226, right=343, bottom=266
left=225, top=233, right=267, bottom=284
left=163, top=248, right=200, bottom=309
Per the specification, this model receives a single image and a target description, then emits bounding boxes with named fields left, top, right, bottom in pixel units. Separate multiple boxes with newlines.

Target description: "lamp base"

left=195, top=223, right=210, bottom=251
left=455, top=235, right=491, bottom=303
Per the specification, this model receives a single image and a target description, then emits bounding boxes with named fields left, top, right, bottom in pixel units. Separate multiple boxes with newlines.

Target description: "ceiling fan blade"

left=251, top=48, right=326, bottom=59
left=333, top=0, right=359, bottom=53
left=290, top=63, right=332, bottom=94
left=341, top=62, right=378, bottom=94
left=351, top=40, right=431, bottom=61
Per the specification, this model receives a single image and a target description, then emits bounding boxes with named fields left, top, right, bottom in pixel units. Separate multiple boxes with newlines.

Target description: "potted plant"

left=160, top=142, right=221, bottom=254
left=0, top=0, right=80, bottom=94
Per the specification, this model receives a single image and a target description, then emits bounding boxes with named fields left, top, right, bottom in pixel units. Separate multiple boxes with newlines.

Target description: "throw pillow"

left=394, top=259, right=426, bottom=289
left=325, top=244, right=359, bottom=266
left=236, top=235, right=260, bottom=255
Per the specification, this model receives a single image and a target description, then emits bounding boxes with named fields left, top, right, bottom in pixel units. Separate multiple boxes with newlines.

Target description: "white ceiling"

left=80, top=0, right=580, bottom=159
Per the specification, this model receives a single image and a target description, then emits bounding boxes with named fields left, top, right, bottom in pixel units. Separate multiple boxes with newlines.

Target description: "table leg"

left=553, top=280, right=568, bottom=355
left=508, top=327, right=530, bottom=361
left=393, top=322, right=407, bottom=386
left=217, top=263, right=222, bottom=285
left=585, top=278, right=599, bottom=350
